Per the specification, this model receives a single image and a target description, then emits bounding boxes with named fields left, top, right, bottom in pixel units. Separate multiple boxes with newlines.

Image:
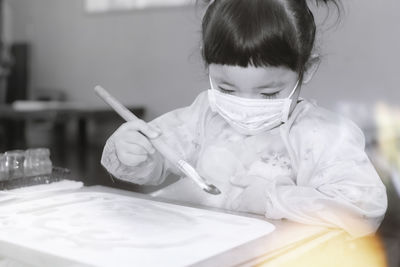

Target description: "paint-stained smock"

left=101, top=91, right=387, bottom=237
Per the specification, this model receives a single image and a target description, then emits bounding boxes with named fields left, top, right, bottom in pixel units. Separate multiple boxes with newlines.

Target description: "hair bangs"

left=202, top=0, right=301, bottom=70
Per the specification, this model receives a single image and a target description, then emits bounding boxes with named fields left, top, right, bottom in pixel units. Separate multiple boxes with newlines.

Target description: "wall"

left=9, top=0, right=206, bottom=119
left=308, top=0, right=400, bottom=108
left=8, top=0, right=400, bottom=120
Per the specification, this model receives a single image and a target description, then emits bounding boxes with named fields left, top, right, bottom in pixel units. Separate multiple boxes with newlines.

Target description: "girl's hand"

left=230, top=175, right=271, bottom=215
left=230, top=175, right=294, bottom=215
left=112, top=120, right=161, bottom=167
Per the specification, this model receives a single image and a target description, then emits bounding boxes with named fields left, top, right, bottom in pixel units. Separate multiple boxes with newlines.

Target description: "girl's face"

left=209, top=64, right=301, bottom=111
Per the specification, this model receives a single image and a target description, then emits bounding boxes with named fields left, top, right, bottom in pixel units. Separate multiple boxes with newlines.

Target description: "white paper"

left=0, top=191, right=275, bottom=267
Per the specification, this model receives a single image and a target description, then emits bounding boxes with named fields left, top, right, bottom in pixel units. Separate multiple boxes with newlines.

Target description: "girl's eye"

left=218, top=87, right=235, bottom=94
left=260, top=92, right=279, bottom=99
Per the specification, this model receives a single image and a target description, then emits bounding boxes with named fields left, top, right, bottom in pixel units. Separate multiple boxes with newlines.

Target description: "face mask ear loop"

left=281, top=80, right=300, bottom=122
left=281, top=100, right=291, bottom=123
left=288, top=80, right=300, bottom=99
left=207, top=87, right=218, bottom=112
left=209, top=75, right=215, bottom=90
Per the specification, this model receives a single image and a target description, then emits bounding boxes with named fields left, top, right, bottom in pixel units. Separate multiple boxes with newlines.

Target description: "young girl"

left=101, top=0, right=387, bottom=237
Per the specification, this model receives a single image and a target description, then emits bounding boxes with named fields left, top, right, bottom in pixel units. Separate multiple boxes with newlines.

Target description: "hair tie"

left=203, top=0, right=216, bottom=20
left=207, top=0, right=216, bottom=8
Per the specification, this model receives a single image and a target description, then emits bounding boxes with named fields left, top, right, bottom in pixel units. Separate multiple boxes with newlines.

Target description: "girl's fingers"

left=120, top=132, right=156, bottom=154
left=116, top=151, right=148, bottom=166
left=138, top=121, right=162, bottom=139
left=120, top=144, right=148, bottom=155
left=120, top=120, right=161, bottom=139
left=113, top=121, right=161, bottom=160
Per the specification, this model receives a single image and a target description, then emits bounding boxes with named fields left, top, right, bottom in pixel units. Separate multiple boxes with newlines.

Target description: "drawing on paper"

left=0, top=191, right=274, bottom=267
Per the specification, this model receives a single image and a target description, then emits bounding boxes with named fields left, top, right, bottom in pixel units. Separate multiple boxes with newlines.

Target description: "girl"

left=101, top=0, right=387, bottom=237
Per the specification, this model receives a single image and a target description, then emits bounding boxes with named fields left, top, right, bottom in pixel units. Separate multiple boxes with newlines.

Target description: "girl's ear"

left=302, top=54, right=321, bottom=84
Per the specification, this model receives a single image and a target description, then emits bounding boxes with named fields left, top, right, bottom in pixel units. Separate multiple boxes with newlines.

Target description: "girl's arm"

left=262, top=114, right=387, bottom=237
left=101, top=92, right=208, bottom=185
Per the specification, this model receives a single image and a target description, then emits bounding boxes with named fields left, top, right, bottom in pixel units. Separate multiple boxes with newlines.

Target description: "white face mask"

left=208, top=76, right=300, bottom=135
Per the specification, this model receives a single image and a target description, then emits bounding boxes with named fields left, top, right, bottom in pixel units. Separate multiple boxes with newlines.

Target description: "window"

left=85, top=0, right=191, bottom=13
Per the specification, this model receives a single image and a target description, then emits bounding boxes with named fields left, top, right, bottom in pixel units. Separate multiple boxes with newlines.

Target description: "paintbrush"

left=94, top=86, right=221, bottom=195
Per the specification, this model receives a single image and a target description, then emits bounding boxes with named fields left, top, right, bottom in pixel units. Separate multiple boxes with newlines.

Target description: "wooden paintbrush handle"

left=94, top=85, right=181, bottom=165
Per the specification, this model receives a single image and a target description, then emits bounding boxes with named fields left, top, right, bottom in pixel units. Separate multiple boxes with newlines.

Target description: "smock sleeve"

left=101, top=91, right=208, bottom=186
left=264, top=107, right=387, bottom=237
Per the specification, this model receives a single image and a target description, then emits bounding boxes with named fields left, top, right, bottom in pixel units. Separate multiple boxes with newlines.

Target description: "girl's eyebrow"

left=217, top=79, right=285, bottom=89
left=256, top=81, right=285, bottom=89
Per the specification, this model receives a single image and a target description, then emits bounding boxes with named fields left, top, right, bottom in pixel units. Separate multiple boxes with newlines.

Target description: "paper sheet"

left=0, top=191, right=274, bottom=267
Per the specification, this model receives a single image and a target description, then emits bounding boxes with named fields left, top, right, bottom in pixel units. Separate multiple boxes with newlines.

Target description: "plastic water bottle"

left=24, top=148, right=52, bottom=176
left=5, top=150, right=26, bottom=179
left=0, top=153, right=7, bottom=181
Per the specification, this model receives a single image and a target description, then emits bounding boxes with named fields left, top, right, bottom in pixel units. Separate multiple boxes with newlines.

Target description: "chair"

left=25, top=88, right=68, bottom=148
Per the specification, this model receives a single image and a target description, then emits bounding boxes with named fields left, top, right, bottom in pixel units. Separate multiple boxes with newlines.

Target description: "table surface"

left=0, top=185, right=343, bottom=267
left=0, top=102, right=145, bottom=119
left=0, top=102, right=145, bottom=149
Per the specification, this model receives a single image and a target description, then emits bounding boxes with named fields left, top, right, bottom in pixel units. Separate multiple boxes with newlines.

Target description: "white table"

left=0, top=185, right=356, bottom=267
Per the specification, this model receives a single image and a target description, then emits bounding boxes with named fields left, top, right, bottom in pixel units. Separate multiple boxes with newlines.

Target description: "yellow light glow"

left=258, top=230, right=387, bottom=267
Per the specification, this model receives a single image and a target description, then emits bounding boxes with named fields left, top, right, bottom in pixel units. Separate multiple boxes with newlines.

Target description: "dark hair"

left=201, top=0, right=341, bottom=76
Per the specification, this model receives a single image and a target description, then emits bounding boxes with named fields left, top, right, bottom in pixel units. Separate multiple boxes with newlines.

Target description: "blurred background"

left=0, top=0, right=399, bottom=265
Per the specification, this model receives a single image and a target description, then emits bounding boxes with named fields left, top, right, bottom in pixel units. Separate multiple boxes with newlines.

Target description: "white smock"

left=101, top=91, right=387, bottom=237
